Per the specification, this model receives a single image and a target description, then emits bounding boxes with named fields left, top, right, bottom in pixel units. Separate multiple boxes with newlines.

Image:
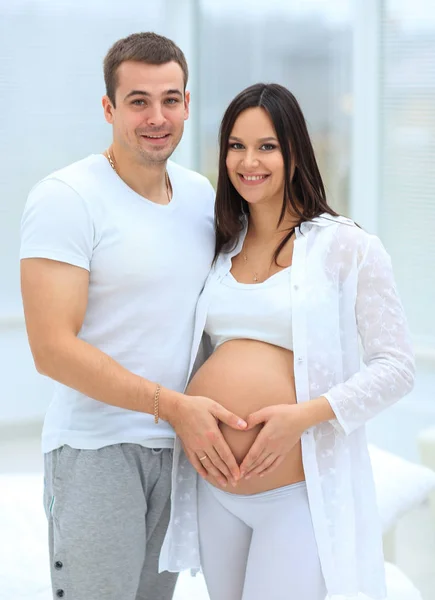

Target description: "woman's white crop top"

left=204, top=266, right=293, bottom=352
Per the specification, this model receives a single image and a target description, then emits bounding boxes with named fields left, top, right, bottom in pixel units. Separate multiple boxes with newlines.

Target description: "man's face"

left=103, top=60, right=190, bottom=165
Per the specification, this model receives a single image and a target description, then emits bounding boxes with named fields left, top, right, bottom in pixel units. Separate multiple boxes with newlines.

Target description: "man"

left=20, top=32, right=246, bottom=600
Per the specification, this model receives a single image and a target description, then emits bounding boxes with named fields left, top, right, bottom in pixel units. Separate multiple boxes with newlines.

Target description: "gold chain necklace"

left=242, top=228, right=295, bottom=283
left=242, top=249, right=258, bottom=283
left=106, top=147, right=171, bottom=204
left=242, top=245, right=261, bottom=283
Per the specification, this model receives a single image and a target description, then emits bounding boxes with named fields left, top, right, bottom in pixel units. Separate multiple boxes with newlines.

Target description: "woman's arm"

left=240, top=234, right=415, bottom=477
left=320, top=234, right=415, bottom=435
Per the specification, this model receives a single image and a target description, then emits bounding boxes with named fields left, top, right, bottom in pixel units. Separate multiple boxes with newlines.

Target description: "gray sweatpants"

left=43, top=444, right=178, bottom=600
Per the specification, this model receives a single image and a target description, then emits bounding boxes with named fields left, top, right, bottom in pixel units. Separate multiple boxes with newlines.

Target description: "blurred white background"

left=0, top=1, right=434, bottom=598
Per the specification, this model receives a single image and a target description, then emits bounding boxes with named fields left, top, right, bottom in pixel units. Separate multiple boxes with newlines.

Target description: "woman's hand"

left=239, top=404, right=306, bottom=479
left=166, top=391, right=247, bottom=487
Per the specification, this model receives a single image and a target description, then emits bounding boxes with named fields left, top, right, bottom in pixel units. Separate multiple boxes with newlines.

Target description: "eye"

left=132, top=99, right=145, bottom=106
left=165, top=98, right=180, bottom=104
left=229, top=142, right=244, bottom=150
left=260, top=143, right=277, bottom=151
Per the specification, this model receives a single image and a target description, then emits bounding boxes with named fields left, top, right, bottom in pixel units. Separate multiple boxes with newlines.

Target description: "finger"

left=213, top=436, right=241, bottom=481
left=207, top=446, right=233, bottom=483
left=257, top=455, right=285, bottom=478
left=212, top=404, right=247, bottom=431
left=245, top=453, right=277, bottom=479
left=187, top=450, right=208, bottom=479
left=199, top=455, right=229, bottom=487
left=240, top=435, right=268, bottom=477
left=246, top=408, right=270, bottom=429
left=244, top=448, right=269, bottom=474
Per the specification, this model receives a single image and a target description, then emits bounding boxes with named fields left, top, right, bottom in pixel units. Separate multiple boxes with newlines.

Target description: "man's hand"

left=240, top=404, right=306, bottom=479
left=166, top=393, right=247, bottom=487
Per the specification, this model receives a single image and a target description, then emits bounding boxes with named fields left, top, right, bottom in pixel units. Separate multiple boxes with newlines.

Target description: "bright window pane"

left=380, top=0, right=435, bottom=349
left=198, top=0, right=352, bottom=216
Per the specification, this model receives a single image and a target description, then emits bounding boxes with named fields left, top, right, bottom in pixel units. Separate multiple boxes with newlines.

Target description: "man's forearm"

left=34, top=335, right=181, bottom=420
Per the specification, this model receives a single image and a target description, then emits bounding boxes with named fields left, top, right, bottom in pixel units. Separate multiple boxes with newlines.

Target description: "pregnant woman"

left=160, top=83, right=415, bottom=600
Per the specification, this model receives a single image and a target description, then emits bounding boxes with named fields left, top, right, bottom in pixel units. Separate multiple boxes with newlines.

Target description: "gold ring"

left=199, top=455, right=207, bottom=461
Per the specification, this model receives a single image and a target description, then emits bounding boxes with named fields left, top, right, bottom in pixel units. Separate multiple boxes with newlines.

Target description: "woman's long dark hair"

left=215, top=83, right=339, bottom=263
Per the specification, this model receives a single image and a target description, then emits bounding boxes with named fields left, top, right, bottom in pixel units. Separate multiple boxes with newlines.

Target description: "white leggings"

left=197, top=478, right=327, bottom=600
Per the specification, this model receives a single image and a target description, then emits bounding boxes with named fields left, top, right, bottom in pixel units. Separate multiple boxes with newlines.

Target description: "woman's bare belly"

left=186, top=339, right=305, bottom=494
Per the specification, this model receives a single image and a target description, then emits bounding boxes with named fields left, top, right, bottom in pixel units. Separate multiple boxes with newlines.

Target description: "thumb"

left=246, top=407, right=270, bottom=429
left=212, top=404, right=247, bottom=430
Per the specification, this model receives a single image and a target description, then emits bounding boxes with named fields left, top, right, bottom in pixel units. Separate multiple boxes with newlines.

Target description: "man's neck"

left=107, top=144, right=170, bottom=205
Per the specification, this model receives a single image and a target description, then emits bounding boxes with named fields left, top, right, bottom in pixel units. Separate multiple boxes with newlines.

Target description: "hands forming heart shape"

left=172, top=396, right=310, bottom=487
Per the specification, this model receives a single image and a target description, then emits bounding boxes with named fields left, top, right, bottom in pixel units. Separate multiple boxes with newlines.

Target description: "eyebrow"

left=124, top=89, right=183, bottom=101
left=229, top=136, right=278, bottom=143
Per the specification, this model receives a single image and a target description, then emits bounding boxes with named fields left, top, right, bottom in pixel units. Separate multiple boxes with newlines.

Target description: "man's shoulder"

left=27, top=155, right=108, bottom=207
left=40, top=155, right=103, bottom=188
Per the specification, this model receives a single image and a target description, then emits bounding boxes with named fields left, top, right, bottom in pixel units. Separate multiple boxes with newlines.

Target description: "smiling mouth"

left=140, top=133, right=171, bottom=143
left=238, top=173, right=270, bottom=185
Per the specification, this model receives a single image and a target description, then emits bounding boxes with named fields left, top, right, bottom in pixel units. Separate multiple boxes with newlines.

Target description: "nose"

left=145, top=104, right=166, bottom=128
left=241, top=149, right=260, bottom=170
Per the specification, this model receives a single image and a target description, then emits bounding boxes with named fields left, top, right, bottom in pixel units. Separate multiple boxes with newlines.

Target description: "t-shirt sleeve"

left=20, top=178, right=94, bottom=271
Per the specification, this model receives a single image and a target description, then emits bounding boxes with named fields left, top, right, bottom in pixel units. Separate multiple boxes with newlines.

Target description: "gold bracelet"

left=154, top=383, right=161, bottom=424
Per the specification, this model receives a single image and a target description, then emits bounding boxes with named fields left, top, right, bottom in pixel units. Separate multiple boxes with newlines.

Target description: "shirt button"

left=297, top=357, right=303, bottom=363
left=54, top=561, right=63, bottom=570
left=56, top=591, right=65, bottom=598
left=293, top=285, right=299, bottom=290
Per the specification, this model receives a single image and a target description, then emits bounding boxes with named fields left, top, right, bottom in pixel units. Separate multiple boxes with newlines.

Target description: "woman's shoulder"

left=310, top=214, right=388, bottom=271
left=313, top=214, right=375, bottom=248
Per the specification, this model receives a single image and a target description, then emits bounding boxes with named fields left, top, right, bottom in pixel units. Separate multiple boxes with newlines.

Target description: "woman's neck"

left=247, top=204, right=300, bottom=242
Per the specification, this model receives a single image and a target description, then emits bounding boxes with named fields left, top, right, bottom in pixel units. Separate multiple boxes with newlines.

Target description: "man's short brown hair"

left=104, top=32, right=189, bottom=106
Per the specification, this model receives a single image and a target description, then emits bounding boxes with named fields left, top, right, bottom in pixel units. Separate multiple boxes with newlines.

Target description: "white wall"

left=353, top=0, right=435, bottom=460
left=0, top=323, right=53, bottom=424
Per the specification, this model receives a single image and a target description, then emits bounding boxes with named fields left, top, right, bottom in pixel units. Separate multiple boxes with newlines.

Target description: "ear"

left=184, top=90, right=190, bottom=121
left=102, top=95, right=115, bottom=124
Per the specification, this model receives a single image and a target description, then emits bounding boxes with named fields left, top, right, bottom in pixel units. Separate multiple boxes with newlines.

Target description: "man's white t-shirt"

left=20, top=154, right=215, bottom=453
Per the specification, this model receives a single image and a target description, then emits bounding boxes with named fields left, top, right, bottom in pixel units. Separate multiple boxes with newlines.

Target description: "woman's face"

left=226, top=107, right=285, bottom=208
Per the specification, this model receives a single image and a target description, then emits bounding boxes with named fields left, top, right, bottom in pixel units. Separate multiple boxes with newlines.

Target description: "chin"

left=244, top=198, right=266, bottom=207
left=236, top=190, right=267, bottom=205
left=139, top=147, right=175, bottom=163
